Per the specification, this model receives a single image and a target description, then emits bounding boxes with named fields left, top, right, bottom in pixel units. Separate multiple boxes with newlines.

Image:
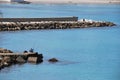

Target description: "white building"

left=0, top=0, right=24, bottom=2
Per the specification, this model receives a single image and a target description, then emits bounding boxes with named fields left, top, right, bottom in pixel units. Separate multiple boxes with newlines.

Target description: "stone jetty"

left=0, top=48, right=43, bottom=70
left=0, top=17, right=116, bottom=31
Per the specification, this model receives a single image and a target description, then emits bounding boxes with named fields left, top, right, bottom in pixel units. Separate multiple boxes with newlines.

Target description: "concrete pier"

left=0, top=48, right=43, bottom=70
left=0, top=53, right=36, bottom=56
left=0, top=17, right=78, bottom=22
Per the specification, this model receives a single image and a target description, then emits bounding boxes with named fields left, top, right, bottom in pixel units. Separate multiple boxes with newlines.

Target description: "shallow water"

left=0, top=3, right=120, bottom=80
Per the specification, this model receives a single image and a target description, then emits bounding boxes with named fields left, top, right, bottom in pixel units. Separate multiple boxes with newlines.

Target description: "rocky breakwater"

left=0, top=19, right=116, bottom=31
left=0, top=48, right=43, bottom=70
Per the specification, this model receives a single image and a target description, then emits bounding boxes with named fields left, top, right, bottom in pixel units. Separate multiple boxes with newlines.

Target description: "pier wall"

left=0, top=48, right=43, bottom=70
left=0, top=17, right=78, bottom=22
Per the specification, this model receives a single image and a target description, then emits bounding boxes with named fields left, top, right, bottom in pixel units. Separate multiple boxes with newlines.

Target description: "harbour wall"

left=0, top=17, right=78, bottom=22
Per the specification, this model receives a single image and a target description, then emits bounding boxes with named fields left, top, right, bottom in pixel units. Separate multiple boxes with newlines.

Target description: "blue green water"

left=0, top=3, right=120, bottom=80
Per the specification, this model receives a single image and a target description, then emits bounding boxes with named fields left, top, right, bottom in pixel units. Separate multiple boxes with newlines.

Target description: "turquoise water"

left=0, top=3, right=120, bottom=80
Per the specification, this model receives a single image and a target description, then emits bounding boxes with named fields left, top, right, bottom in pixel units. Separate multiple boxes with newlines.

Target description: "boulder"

left=0, top=65, right=2, bottom=70
left=0, top=57, right=2, bottom=62
left=48, top=58, right=58, bottom=62
left=27, top=56, right=43, bottom=63
left=16, top=56, right=26, bottom=63
left=3, top=57, right=12, bottom=63
left=0, top=58, right=3, bottom=70
left=3, top=62, right=10, bottom=67
left=0, top=62, right=4, bottom=69
left=1, top=57, right=12, bottom=67
left=0, top=48, right=13, bottom=53
left=37, top=54, right=43, bottom=59
left=28, top=57, right=37, bottom=63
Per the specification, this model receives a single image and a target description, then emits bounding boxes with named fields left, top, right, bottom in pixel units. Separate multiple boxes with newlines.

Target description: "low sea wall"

left=0, top=48, right=43, bottom=70
left=0, top=17, right=78, bottom=22
left=0, top=48, right=58, bottom=70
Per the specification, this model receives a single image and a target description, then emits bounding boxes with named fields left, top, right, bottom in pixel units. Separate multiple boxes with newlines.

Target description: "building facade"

left=0, top=0, right=24, bottom=2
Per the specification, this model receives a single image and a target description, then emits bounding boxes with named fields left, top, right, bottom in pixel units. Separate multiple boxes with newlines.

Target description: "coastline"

left=25, top=0, right=120, bottom=4
left=0, top=0, right=120, bottom=4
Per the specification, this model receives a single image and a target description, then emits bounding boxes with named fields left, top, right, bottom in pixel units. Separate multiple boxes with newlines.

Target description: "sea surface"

left=0, top=3, right=120, bottom=80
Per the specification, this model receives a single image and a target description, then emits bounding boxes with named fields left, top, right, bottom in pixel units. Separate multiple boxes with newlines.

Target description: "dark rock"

left=0, top=65, right=2, bottom=70
left=0, top=58, right=4, bottom=69
left=48, top=58, right=58, bottom=62
left=38, top=54, right=43, bottom=59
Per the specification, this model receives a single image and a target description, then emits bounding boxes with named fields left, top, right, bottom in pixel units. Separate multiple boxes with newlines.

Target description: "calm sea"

left=0, top=3, right=120, bottom=80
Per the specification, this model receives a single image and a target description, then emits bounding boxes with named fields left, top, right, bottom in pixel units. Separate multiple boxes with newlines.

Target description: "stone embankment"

left=0, top=48, right=60, bottom=70
left=0, top=48, right=43, bottom=70
left=0, top=20, right=116, bottom=31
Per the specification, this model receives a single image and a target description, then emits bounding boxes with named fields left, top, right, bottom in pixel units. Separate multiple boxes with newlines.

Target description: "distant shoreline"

left=0, top=0, right=120, bottom=4
left=25, top=0, right=120, bottom=4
